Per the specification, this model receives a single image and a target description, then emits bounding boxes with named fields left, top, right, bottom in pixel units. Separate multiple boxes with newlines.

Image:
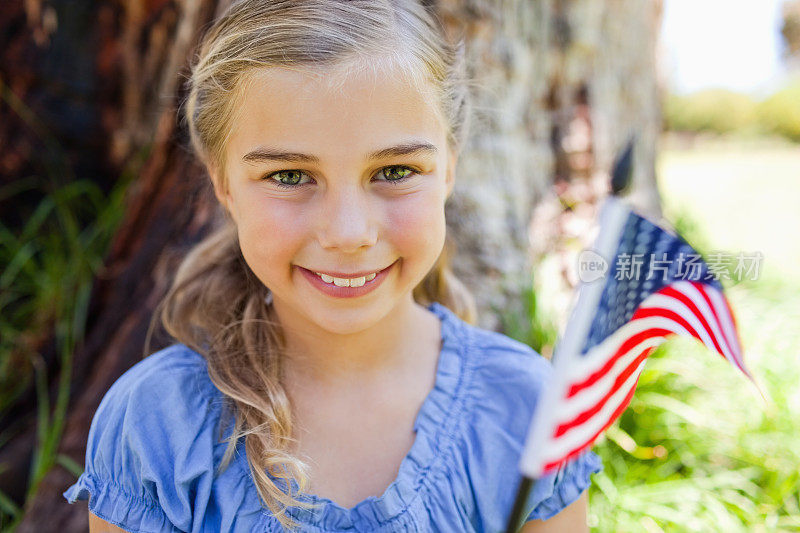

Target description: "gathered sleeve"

left=451, top=329, right=603, bottom=531
left=63, top=345, right=228, bottom=533
left=523, top=449, right=602, bottom=522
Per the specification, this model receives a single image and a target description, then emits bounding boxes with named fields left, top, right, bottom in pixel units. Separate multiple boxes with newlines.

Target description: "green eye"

left=381, top=166, right=414, bottom=181
left=273, top=170, right=304, bottom=185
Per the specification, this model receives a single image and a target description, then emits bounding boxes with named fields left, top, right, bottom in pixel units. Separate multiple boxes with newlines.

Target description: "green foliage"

left=498, top=276, right=559, bottom=357
left=663, top=82, right=800, bottom=145
left=0, top=78, right=141, bottom=530
left=589, top=280, right=800, bottom=532
left=667, top=206, right=712, bottom=258
left=0, top=176, right=130, bottom=531
left=757, top=82, right=800, bottom=142
left=664, top=90, right=758, bottom=135
left=503, top=207, right=799, bottom=531
left=507, top=277, right=800, bottom=531
left=663, top=203, right=745, bottom=288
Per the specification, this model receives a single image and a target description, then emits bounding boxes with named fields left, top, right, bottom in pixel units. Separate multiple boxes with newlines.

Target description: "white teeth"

left=313, top=270, right=379, bottom=287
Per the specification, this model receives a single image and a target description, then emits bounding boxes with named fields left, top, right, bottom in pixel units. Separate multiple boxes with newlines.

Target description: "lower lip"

left=297, top=261, right=396, bottom=299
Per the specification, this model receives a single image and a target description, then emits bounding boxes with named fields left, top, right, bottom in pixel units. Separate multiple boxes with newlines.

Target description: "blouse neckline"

left=274, top=301, right=469, bottom=530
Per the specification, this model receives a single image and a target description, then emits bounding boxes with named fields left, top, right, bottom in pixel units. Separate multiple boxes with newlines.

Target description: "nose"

left=316, top=184, right=378, bottom=252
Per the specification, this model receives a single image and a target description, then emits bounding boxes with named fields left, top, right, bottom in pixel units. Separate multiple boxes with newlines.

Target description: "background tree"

left=781, top=0, right=800, bottom=69
left=0, top=1, right=662, bottom=530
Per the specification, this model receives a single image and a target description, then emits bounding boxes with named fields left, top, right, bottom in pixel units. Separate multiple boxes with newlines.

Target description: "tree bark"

left=438, top=0, right=663, bottom=333
left=2, top=1, right=663, bottom=529
left=3, top=1, right=224, bottom=530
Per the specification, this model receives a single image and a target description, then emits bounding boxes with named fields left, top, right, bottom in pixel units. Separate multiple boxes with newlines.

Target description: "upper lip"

left=303, top=262, right=393, bottom=278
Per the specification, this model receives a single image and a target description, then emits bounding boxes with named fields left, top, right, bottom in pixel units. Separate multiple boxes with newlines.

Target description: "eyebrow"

left=241, top=142, right=438, bottom=165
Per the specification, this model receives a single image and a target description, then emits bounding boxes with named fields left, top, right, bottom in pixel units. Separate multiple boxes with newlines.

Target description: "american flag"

left=518, top=196, right=756, bottom=478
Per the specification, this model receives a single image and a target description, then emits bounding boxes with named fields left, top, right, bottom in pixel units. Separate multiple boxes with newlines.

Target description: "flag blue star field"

left=519, top=197, right=755, bottom=478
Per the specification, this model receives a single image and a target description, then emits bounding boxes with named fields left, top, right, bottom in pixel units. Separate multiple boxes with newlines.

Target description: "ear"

left=209, top=168, right=236, bottom=221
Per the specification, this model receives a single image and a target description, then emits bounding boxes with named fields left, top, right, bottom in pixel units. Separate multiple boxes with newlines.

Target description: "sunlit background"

left=657, top=0, right=800, bottom=285
left=660, top=0, right=787, bottom=96
left=585, top=1, right=800, bottom=531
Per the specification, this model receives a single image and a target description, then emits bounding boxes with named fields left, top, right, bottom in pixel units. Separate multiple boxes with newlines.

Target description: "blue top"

left=64, top=302, right=601, bottom=532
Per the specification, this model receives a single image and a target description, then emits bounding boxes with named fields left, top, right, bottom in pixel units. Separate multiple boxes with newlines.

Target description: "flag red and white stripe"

left=519, top=197, right=757, bottom=479
left=536, top=280, right=748, bottom=473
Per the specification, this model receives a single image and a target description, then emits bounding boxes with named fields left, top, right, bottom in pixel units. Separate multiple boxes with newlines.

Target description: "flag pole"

left=502, top=137, right=635, bottom=533
left=504, top=476, right=534, bottom=533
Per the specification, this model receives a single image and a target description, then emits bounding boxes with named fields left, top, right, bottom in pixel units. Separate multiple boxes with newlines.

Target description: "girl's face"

left=213, top=61, right=456, bottom=336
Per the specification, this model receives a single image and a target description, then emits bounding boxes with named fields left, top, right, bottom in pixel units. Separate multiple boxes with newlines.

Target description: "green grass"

left=515, top=140, right=800, bottom=532
left=0, top=175, right=132, bottom=531
left=656, top=139, right=800, bottom=286
left=588, top=279, right=800, bottom=532
left=586, top=142, right=800, bottom=532
left=0, top=78, right=141, bottom=531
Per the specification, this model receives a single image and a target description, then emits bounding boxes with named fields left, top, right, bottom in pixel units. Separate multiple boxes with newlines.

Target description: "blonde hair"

left=151, top=0, right=476, bottom=529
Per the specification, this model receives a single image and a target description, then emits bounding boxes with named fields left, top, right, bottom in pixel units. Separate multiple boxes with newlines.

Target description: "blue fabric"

left=64, top=302, right=602, bottom=532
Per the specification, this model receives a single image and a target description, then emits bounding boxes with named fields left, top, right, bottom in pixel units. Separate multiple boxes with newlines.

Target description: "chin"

left=310, top=309, right=386, bottom=336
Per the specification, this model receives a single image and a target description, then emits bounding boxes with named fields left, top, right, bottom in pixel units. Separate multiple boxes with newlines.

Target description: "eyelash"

left=263, top=165, right=420, bottom=190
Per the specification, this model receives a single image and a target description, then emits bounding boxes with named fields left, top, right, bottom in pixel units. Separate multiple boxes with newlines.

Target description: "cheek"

left=235, top=197, right=309, bottom=274
left=385, top=192, right=446, bottom=257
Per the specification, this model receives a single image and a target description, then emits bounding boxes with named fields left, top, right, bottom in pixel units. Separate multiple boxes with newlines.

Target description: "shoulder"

left=89, top=343, right=221, bottom=458
left=445, top=322, right=601, bottom=530
left=465, top=324, right=554, bottom=413
left=104, top=343, right=214, bottom=403
left=63, top=344, right=233, bottom=532
left=90, top=344, right=224, bottom=452
left=115, top=344, right=218, bottom=409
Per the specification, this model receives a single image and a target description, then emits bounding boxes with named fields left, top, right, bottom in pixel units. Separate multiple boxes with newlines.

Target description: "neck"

left=276, top=295, right=435, bottom=390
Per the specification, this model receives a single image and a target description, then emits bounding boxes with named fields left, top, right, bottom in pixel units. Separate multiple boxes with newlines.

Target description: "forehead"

left=227, top=59, right=448, bottom=161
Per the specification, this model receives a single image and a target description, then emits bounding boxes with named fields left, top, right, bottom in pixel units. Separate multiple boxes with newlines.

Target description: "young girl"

left=64, top=1, right=601, bottom=531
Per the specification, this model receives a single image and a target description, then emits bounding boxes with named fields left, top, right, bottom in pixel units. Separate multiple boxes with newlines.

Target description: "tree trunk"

left=3, top=1, right=226, bottom=530
left=439, top=0, right=663, bottom=333
left=2, top=1, right=662, bottom=529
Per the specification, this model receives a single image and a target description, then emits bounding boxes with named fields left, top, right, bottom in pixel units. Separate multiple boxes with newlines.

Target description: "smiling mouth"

left=299, top=260, right=396, bottom=288
left=312, top=271, right=378, bottom=287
